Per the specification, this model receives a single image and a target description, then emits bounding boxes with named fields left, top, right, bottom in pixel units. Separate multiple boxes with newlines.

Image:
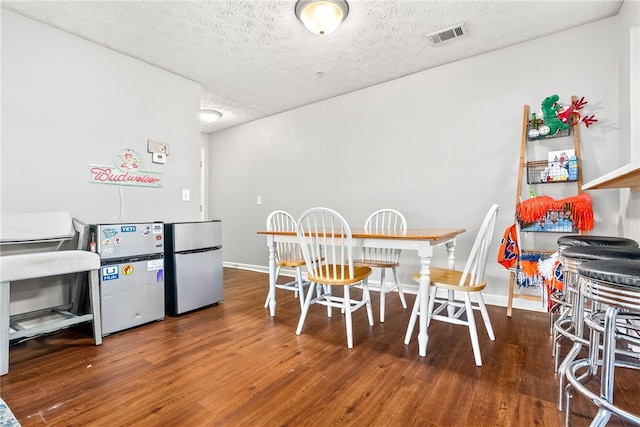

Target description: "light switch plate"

left=152, top=152, right=166, bottom=164
left=182, top=189, right=190, bottom=201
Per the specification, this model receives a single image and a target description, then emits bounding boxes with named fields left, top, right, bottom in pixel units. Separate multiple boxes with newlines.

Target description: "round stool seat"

left=558, top=235, right=639, bottom=252
left=577, top=259, right=640, bottom=288
left=563, top=246, right=640, bottom=262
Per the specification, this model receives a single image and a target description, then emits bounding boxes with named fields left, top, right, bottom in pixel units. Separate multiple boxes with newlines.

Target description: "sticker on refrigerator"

left=148, top=259, right=163, bottom=271
left=156, top=269, right=164, bottom=283
left=122, top=264, right=134, bottom=275
left=102, top=265, right=119, bottom=281
left=102, top=228, right=118, bottom=238
left=152, top=224, right=162, bottom=234
left=121, top=225, right=136, bottom=233
left=140, top=225, right=151, bottom=235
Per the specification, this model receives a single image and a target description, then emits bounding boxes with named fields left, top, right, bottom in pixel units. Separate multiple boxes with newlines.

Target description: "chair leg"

left=344, top=285, right=354, bottom=348
left=475, top=293, right=495, bottom=340
left=296, top=280, right=317, bottom=336
left=264, top=290, right=271, bottom=309
left=404, top=287, right=421, bottom=345
left=557, top=290, right=586, bottom=411
left=447, top=290, right=455, bottom=317
left=379, top=268, right=387, bottom=323
left=295, top=267, right=305, bottom=311
left=264, top=265, right=282, bottom=308
left=363, top=278, right=374, bottom=326
left=392, top=267, right=407, bottom=309
left=554, top=328, right=563, bottom=372
left=558, top=341, right=584, bottom=411
left=564, top=374, right=576, bottom=427
left=464, top=293, right=482, bottom=366
left=427, top=286, right=438, bottom=327
left=590, top=307, right=617, bottom=427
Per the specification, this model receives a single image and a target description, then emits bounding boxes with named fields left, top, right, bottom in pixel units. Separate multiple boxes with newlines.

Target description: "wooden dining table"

left=257, top=227, right=466, bottom=357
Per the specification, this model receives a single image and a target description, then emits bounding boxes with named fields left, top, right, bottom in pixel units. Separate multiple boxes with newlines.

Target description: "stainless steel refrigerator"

left=92, top=222, right=165, bottom=335
left=164, top=221, right=223, bottom=315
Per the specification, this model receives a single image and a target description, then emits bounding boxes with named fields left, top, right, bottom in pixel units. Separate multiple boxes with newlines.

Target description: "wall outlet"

left=182, top=189, right=190, bottom=201
left=257, top=196, right=262, bottom=205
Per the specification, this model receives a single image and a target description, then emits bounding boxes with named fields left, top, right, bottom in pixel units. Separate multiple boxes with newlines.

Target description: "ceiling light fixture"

left=200, top=109, right=222, bottom=123
left=295, top=0, right=349, bottom=35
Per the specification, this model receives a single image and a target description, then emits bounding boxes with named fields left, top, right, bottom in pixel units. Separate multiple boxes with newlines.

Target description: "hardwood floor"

left=1, top=268, right=638, bottom=426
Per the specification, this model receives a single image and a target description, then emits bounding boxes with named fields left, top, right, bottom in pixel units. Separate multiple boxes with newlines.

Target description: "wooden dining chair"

left=404, top=204, right=499, bottom=366
left=354, top=209, right=408, bottom=322
left=263, top=210, right=310, bottom=310
left=295, top=207, right=374, bottom=348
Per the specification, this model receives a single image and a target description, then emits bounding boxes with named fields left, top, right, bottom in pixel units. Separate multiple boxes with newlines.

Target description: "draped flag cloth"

left=498, top=222, right=566, bottom=312
left=516, top=193, right=594, bottom=232
left=538, top=253, right=564, bottom=312
left=497, top=224, right=520, bottom=270
left=538, top=254, right=564, bottom=292
left=516, top=253, right=544, bottom=288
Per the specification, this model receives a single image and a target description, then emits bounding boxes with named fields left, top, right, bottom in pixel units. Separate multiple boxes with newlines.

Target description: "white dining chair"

left=404, top=204, right=499, bottom=366
left=295, top=207, right=374, bottom=348
left=354, top=209, right=407, bottom=322
left=263, top=210, right=310, bottom=310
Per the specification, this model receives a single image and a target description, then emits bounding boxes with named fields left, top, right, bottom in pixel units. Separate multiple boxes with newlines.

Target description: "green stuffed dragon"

left=541, top=94, right=570, bottom=136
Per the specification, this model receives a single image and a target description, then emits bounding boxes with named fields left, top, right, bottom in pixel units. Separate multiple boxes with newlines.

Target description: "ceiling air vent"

left=427, top=23, right=467, bottom=45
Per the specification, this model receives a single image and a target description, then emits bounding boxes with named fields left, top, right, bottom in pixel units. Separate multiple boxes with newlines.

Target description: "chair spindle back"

left=267, top=210, right=302, bottom=263
left=458, top=204, right=499, bottom=288
left=297, top=207, right=354, bottom=282
left=361, top=209, right=407, bottom=264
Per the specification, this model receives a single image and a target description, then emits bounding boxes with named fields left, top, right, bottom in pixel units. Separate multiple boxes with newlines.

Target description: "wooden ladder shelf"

left=506, top=97, right=583, bottom=317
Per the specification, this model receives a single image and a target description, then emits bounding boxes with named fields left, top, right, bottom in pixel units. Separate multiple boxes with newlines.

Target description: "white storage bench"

left=0, top=211, right=102, bottom=376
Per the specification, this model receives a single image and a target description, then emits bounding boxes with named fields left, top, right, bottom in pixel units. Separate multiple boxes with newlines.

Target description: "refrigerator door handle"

left=176, top=246, right=222, bottom=255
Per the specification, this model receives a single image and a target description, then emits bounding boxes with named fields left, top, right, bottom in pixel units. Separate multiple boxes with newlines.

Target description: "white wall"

left=207, top=16, right=629, bottom=310
left=615, top=0, right=640, bottom=241
left=1, top=10, right=203, bottom=313
left=1, top=10, right=203, bottom=224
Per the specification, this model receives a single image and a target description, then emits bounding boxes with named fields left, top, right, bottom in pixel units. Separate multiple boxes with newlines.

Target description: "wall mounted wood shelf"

left=582, top=159, right=640, bottom=192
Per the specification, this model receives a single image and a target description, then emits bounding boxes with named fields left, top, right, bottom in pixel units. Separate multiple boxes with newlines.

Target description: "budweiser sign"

left=89, top=148, right=162, bottom=188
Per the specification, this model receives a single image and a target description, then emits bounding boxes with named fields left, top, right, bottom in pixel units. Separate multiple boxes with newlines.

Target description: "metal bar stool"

left=551, top=236, right=639, bottom=372
left=549, top=234, right=639, bottom=332
left=552, top=236, right=638, bottom=348
left=554, top=246, right=640, bottom=410
left=564, top=259, right=640, bottom=426
left=553, top=236, right=638, bottom=324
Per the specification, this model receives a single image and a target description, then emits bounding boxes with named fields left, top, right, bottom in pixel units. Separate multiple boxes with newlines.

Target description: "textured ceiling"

left=2, top=0, right=624, bottom=134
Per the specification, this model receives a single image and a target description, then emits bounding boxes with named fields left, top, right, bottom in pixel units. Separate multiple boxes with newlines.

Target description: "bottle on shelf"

left=568, top=155, right=578, bottom=181
left=528, top=113, right=540, bottom=139
left=89, top=232, right=96, bottom=253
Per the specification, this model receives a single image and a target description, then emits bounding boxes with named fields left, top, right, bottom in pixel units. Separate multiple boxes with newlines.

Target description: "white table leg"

left=267, top=238, right=277, bottom=317
left=1, top=281, right=9, bottom=375
left=446, top=239, right=456, bottom=269
left=446, top=240, right=457, bottom=317
left=417, top=253, right=432, bottom=357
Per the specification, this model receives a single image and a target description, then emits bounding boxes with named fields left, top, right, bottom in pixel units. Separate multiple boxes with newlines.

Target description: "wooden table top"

left=258, top=228, right=465, bottom=241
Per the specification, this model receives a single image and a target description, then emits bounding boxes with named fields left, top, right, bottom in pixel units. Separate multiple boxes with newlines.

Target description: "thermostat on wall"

left=152, top=152, right=166, bottom=164
left=147, top=139, right=169, bottom=155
